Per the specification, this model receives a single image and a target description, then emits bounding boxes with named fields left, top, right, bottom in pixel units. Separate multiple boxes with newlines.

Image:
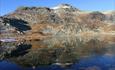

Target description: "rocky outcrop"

left=108, top=11, right=115, bottom=23
left=0, top=17, right=15, bottom=31
left=88, top=11, right=106, bottom=21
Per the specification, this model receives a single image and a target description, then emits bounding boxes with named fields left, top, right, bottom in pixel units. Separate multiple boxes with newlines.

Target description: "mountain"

left=0, top=4, right=115, bottom=40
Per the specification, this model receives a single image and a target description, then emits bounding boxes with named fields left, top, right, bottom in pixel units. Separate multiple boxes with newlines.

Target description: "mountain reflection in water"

left=0, top=36, right=115, bottom=70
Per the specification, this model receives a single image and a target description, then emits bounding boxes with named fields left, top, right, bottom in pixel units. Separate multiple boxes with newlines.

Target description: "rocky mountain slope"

left=0, top=4, right=115, bottom=40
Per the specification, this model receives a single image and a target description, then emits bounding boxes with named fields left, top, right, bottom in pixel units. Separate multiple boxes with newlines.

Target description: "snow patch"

left=52, top=4, right=72, bottom=9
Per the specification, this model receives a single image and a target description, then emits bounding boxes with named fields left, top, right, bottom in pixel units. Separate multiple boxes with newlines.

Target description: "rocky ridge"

left=0, top=4, right=115, bottom=40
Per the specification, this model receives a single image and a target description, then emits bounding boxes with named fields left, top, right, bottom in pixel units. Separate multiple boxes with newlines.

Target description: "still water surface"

left=0, top=36, right=115, bottom=70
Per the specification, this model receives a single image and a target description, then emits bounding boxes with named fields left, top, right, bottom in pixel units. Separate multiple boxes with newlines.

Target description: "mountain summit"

left=52, top=4, right=79, bottom=11
left=52, top=4, right=73, bottom=9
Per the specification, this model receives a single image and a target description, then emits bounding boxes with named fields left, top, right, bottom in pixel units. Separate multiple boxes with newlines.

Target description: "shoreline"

left=1, top=32, right=115, bottom=42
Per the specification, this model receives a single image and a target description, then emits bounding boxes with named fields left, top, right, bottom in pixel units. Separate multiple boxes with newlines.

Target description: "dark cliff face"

left=0, top=17, right=15, bottom=32
left=0, top=4, right=115, bottom=37
left=0, top=17, right=31, bottom=32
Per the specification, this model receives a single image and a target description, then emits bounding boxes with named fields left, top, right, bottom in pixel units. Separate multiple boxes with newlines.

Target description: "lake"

left=0, top=36, right=115, bottom=70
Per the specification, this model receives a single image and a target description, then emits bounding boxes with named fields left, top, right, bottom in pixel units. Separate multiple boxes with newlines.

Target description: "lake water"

left=0, top=36, right=115, bottom=70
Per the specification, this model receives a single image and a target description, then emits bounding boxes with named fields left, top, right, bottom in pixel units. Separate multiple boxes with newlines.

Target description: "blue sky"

left=0, top=0, right=115, bottom=16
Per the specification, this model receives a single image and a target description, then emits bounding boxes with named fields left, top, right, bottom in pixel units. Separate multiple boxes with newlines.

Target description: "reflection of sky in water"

left=71, top=55, right=115, bottom=70
left=0, top=55, right=115, bottom=70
